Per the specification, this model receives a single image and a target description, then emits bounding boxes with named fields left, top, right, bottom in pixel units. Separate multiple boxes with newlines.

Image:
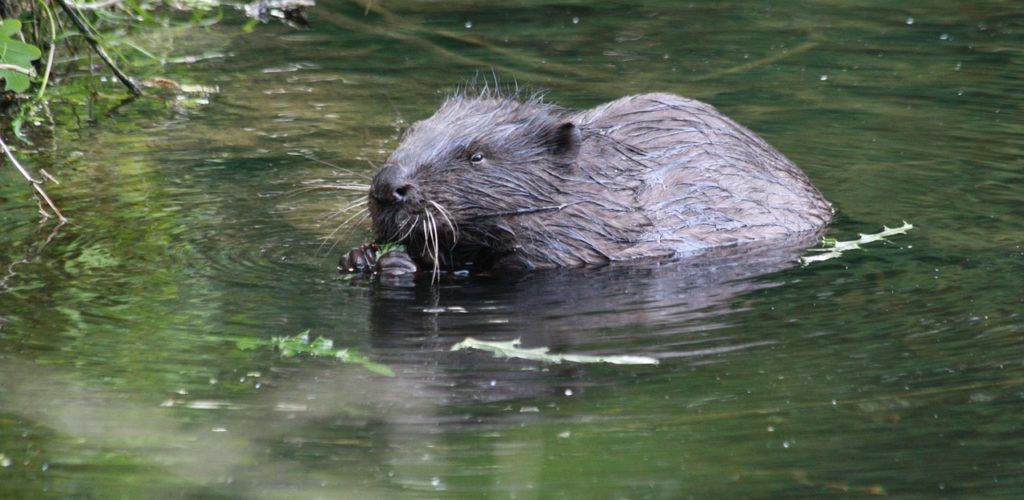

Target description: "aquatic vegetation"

left=1, top=0, right=312, bottom=221
left=377, top=242, right=407, bottom=255
left=236, top=330, right=395, bottom=376
left=451, top=337, right=659, bottom=365
left=801, top=222, right=914, bottom=265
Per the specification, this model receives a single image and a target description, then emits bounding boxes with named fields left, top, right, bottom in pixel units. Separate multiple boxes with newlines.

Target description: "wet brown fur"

left=368, top=90, right=832, bottom=270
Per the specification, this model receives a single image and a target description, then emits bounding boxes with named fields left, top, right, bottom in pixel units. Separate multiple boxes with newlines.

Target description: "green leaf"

left=266, top=330, right=395, bottom=376
left=0, top=19, right=23, bottom=38
left=225, top=330, right=394, bottom=376
left=233, top=337, right=268, bottom=351
left=0, top=18, right=43, bottom=92
left=800, top=221, right=914, bottom=265
left=0, top=71, right=29, bottom=92
left=378, top=242, right=407, bottom=254
left=451, top=337, right=660, bottom=365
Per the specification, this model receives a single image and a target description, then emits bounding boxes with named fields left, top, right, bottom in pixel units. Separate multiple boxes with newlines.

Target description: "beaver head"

left=368, top=93, right=582, bottom=271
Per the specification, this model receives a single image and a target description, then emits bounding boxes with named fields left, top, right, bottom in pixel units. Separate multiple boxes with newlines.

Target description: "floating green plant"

left=451, top=337, right=659, bottom=365
left=377, top=242, right=407, bottom=255
left=801, top=222, right=914, bottom=265
left=236, top=330, right=394, bottom=376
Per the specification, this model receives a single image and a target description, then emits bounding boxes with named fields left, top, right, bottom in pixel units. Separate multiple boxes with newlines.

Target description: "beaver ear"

left=547, top=122, right=581, bottom=163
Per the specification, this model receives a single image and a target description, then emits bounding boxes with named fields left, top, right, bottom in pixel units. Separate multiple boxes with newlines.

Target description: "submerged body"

left=354, top=91, right=831, bottom=272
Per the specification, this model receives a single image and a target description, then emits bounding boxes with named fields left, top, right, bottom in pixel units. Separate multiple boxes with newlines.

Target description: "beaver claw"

left=340, top=244, right=418, bottom=277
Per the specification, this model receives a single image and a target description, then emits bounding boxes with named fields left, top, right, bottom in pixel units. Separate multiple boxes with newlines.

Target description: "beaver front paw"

left=340, top=244, right=419, bottom=277
left=340, top=244, right=379, bottom=273
left=377, top=250, right=418, bottom=276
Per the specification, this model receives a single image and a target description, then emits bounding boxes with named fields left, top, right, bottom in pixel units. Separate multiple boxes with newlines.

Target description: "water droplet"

left=906, top=17, right=915, bottom=25
left=572, top=16, right=579, bottom=24
left=464, top=20, right=473, bottom=29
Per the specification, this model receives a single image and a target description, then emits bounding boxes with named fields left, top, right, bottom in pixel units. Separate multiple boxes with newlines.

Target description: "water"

left=2, top=0, right=1022, bottom=497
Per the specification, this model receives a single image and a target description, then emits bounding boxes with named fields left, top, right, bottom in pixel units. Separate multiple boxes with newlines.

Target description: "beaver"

left=342, top=90, right=831, bottom=275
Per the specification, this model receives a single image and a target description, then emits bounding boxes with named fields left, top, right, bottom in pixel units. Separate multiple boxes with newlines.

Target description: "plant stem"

left=36, top=0, right=58, bottom=99
left=0, top=64, right=36, bottom=75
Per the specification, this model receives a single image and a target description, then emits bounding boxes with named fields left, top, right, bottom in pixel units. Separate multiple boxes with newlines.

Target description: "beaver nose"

left=371, top=166, right=415, bottom=205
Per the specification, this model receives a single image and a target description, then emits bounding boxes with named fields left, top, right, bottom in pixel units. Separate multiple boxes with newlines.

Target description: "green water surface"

left=1, top=1, right=1022, bottom=497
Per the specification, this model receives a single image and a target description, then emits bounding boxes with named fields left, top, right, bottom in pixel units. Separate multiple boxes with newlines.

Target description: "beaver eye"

left=469, top=152, right=485, bottom=164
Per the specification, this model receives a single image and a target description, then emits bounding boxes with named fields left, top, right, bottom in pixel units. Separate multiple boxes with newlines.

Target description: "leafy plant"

left=0, top=19, right=42, bottom=92
left=236, top=330, right=395, bottom=376
left=800, top=221, right=914, bottom=265
left=451, top=337, right=660, bottom=365
left=377, top=242, right=407, bottom=254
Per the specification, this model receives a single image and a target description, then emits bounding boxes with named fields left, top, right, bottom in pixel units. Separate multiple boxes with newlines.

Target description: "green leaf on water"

left=451, top=337, right=659, bottom=365
left=0, top=19, right=42, bottom=93
left=377, top=242, right=407, bottom=255
left=800, top=221, right=914, bottom=265
left=232, top=330, right=394, bottom=376
left=233, top=336, right=266, bottom=351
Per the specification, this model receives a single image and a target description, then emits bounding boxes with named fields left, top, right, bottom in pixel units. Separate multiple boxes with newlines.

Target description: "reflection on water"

left=2, top=0, right=1023, bottom=497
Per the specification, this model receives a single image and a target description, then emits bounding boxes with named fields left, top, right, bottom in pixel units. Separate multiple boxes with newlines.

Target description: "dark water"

left=2, top=0, right=1022, bottom=497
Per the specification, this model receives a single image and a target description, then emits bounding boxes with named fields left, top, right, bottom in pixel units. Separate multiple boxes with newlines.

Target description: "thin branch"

left=0, top=134, right=68, bottom=223
left=0, top=64, right=36, bottom=76
left=71, top=0, right=123, bottom=10
left=53, top=0, right=143, bottom=96
left=40, top=169, right=60, bottom=184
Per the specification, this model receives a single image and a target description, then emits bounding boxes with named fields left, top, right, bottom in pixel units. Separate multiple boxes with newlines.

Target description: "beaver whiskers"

left=313, top=184, right=371, bottom=257
left=422, top=211, right=441, bottom=276
left=428, top=200, right=459, bottom=243
left=418, top=201, right=461, bottom=276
